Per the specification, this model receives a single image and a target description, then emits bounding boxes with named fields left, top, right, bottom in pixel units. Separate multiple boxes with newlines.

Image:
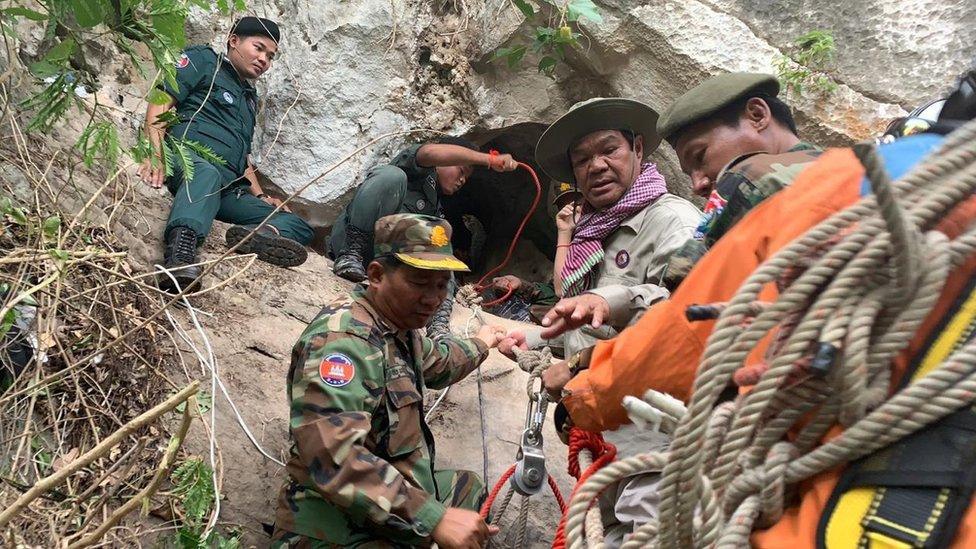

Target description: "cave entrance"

left=444, top=122, right=560, bottom=287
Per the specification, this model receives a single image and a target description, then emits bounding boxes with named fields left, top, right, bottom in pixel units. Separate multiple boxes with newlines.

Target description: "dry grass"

left=0, top=83, right=203, bottom=546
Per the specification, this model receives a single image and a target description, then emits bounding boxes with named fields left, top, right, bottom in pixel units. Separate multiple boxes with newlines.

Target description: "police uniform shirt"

left=159, top=45, right=258, bottom=176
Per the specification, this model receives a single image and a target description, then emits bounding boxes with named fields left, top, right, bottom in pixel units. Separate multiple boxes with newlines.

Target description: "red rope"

left=472, top=160, right=543, bottom=305
left=552, top=428, right=617, bottom=549
left=479, top=465, right=568, bottom=521
left=480, top=464, right=516, bottom=519
left=480, top=285, right=515, bottom=308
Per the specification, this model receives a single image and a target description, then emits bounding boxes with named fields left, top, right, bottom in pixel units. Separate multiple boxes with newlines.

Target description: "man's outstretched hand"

left=540, top=293, right=610, bottom=339
left=475, top=324, right=508, bottom=348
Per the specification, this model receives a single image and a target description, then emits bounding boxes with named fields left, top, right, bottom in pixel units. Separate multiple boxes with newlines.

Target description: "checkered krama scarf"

left=560, top=162, right=667, bottom=296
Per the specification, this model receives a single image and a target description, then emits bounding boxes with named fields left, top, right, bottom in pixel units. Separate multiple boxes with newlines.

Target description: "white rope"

left=154, top=265, right=288, bottom=538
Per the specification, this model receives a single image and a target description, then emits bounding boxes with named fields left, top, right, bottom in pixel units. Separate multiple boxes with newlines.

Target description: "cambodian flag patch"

left=319, top=353, right=355, bottom=387
left=175, top=53, right=190, bottom=69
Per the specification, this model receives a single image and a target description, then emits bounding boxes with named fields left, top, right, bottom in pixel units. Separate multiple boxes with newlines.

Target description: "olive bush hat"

left=373, top=214, right=469, bottom=272
left=535, top=97, right=661, bottom=183
left=657, top=73, right=780, bottom=142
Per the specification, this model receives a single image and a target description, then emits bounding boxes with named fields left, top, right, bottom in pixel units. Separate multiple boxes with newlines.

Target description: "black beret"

left=231, top=16, right=280, bottom=44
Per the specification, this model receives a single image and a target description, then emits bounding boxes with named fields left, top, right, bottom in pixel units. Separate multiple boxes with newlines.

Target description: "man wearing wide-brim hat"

left=533, top=97, right=700, bottom=356
left=274, top=213, right=523, bottom=548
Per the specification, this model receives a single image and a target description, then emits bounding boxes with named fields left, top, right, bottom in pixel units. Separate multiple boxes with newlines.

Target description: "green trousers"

left=270, top=469, right=485, bottom=548
left=165, top=151, right=313, bottom=245
left=328, top=165, right=410, bottom=259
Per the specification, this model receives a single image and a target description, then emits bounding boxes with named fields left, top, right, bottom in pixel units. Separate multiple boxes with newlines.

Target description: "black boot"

left=226, top=225, right=308, bottom=267
left=158, top=226, right=203, bottom=293
left=333, top=225, right=370, bottom=282
left=426, top=294, right=454, bottom=341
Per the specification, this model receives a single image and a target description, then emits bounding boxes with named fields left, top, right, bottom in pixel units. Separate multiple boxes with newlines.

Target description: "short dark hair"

left=667, top=94, right=798, bottom=147
left=716, top=94, right=798, bottom=135
left=437, top=135, right=480, bottom=152
left=372, top=254, right=402, bottom=272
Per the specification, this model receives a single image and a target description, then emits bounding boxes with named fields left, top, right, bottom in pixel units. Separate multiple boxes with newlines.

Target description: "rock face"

left=179, top=0, right=975, bottom=263
left=217, top=0, right=974, bottom=207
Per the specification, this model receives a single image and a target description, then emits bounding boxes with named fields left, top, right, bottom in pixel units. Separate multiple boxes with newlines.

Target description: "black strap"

left=817, top=276, right=976, bottom=548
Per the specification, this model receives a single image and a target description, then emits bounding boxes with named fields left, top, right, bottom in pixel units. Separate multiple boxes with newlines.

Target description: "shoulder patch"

left=175, top=53, right=190, bottom=69
left=319, top=353, right=356, bottom=388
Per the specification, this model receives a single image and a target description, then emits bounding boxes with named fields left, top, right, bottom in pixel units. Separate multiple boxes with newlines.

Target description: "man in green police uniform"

left=273, top=213, right=525, bottom=548
left=138, top=16, right=313, bottom=293
left=328, top=139, right=518, bottom=283
left=328, top=138, right=517, bottom=340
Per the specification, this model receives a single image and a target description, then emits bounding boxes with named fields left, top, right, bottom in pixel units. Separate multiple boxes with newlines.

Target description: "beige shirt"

left=563, top=193, right=700, bottom=356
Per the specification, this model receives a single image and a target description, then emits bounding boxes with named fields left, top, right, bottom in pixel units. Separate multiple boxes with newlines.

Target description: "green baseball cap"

left=373, top=214, right=469, bottom=272
left=657, top=73, right=780, bottom=142
left=535, top=97, right=661, bottom=183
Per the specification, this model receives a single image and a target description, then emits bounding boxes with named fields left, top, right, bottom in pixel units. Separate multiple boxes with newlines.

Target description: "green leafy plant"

left=494, top=0, right=603, bottom=77
left=168, top=457, right=243, bottom=547
left=2, top=0, right=238, bottom=173
left=774, top=30, right=838, bottom=98
left=76, top=122, right=120, bottom=169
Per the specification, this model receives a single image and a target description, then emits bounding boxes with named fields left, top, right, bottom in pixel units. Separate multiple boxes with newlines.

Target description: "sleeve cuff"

left=563, top=370, right=604, bottom=432
left=470, top=337, right=489, bottom=361
left=412, top=493, right=448, bottom=537
left=586, top=285, right=636, bottom=327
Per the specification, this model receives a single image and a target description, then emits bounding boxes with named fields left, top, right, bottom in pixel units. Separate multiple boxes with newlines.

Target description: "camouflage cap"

left=657, top=73, right=780, bottom=142
left=536, top=97, right=661, bottom=183
left=373, top=214, right=469, bottom=272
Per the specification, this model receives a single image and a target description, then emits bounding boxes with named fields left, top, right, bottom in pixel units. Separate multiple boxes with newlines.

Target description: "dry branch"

left=0, top=381, right=200, bottom=529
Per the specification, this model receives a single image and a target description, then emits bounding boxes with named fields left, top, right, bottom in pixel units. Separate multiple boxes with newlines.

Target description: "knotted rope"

left=563, top=120, right=976, bottom=548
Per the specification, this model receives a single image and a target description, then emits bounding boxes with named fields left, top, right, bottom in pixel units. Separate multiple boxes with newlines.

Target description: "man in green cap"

left=273, top=213, right=524, bottom=548
left=656, top=72, right=822, bottom=289
left=139, top=16, right=313, bottom=293
left=532, top=97, right=700, bottom=356
left=536, top=74, right=823, bottom=544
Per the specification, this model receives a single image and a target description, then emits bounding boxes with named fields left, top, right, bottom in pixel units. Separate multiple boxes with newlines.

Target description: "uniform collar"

left=715, top=141, right=821, bottom=182
left=220, top=54, right=257, bottom=92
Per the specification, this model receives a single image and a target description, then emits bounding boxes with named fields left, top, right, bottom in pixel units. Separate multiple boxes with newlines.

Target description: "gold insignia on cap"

left=559, top=182, right=571, bottom=192
left=430, top=225, right=449, bottom=247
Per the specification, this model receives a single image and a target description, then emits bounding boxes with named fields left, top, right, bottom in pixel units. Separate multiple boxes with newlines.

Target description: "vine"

left=774, top=30, right=838, bottom=98
left=493, top=0, right=602, bottom=77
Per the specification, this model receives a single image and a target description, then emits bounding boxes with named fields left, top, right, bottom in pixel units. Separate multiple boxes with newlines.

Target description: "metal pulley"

left=511, top=385, right=550, bottom=496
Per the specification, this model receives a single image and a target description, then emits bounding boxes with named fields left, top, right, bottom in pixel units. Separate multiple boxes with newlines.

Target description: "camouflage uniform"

left=662, top=143, right=821, bottom=289
left=273, top=215, right=487, bottom=547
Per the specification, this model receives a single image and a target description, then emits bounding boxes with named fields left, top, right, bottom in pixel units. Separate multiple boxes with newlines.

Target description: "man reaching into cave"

left=138, top=16, right=313, bottom=293
left=328, top=137, right=518, bottom=338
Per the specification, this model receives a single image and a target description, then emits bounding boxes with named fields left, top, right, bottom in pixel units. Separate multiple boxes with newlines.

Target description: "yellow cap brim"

left=395, top=252, right=470, bottom=272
